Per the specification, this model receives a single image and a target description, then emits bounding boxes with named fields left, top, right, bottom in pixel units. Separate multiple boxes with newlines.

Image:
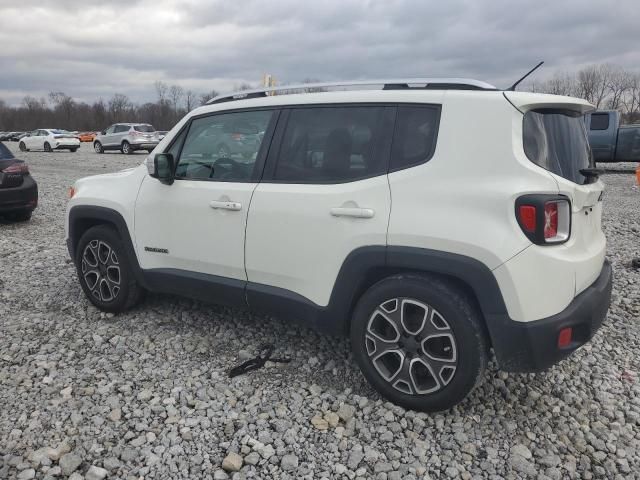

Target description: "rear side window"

left=274, top=106, right=391, bottom=183
left=134, top=124, right=156, bottom=132
left=523, top=109, right=591, bottom=184
left=589, top=113, right=609, bottom=131
left=390, top=106, right=440, bottom=171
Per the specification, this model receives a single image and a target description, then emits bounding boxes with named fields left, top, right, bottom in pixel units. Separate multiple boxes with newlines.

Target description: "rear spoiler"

left=503, top=91, right=595, bottom=115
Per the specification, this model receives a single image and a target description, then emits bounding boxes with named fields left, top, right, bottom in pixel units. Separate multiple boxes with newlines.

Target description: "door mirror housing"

left=149, top=153, right=175, bottom=184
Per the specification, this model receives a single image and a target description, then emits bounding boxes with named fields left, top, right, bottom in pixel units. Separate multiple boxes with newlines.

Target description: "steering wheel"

left=210, top=157, right=243, bottom=179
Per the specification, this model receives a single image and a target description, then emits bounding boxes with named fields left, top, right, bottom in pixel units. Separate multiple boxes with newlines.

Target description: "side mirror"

left=101, top=130, right=106, bottom=135
left=149, top=153, right=175, bottom=184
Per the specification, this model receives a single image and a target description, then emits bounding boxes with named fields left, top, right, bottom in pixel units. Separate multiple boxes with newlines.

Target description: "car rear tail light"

left=557, top=327, right=573, bottom=348
left=232, top=133, right=244, bottom=140
left=2, top=163, right=29, bottom=174
left=515, top=195, right=571, bottom=245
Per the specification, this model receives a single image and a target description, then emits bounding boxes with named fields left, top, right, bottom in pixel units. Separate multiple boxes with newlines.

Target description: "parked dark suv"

left=0, top=142, right=38, bottom=221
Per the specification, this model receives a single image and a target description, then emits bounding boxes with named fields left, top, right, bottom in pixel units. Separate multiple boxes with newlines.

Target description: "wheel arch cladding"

left=68, top=206, right=144, bottom=284
left=333, top=246, right=508, bottom=349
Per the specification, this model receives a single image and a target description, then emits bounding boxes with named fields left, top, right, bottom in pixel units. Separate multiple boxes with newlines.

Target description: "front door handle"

left=330, top=207, right=375, bottom=219
left=210, top=200, right=242, bottom=211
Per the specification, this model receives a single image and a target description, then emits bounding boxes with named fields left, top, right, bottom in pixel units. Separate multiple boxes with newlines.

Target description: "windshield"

left=0, top=142, right=14, bottom=159
left=523, top=109, right=592, bottom=184
left=134, top=124, right=155, bottom=132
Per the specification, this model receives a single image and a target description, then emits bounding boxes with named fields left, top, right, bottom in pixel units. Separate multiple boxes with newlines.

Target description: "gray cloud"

left=1, top=0, right=639, bottom=105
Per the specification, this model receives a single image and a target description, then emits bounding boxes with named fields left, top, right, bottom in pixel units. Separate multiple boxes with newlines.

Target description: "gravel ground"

left=1, top=142, right=639, bottom=480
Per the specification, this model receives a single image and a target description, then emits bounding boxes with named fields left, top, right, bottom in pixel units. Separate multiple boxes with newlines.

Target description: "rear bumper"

left=130, top=141, right=158, bottom=149
left=0, top=176, right=38, bottom=212
left=491, top=259, right=612, bottom=372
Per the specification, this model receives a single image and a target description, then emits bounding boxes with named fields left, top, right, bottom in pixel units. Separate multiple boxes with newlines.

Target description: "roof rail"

left=208, top=78, right=497, bottom=104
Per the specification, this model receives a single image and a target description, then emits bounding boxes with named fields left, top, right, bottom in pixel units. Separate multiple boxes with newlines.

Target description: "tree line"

left=1, top=65, right=639, bottom=132
left=530, top=64, right=640, bottom=123
left=0, top=81, right=227, bottom=132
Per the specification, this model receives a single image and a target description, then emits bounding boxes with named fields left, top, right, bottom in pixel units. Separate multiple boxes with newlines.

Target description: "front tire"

left=121, top=141, right=132, bottom=155
left=19, top=142, right=28, bottom=152
left=70, top=147, right=78, bottom=152
left=94, top=142, right=104, bottom=154
left=75, top=225, right=143, bottom=313
left=351, top=274, right=488, bottom=412
left=44, top=142, right=52, bottom=152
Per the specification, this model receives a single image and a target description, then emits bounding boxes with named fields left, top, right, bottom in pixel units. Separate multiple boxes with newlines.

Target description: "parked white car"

left=19, top=129, right=80, bottom=152
left=66, top=79, right=612, bottom=411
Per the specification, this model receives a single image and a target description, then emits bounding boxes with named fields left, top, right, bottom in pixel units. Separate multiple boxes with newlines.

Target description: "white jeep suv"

left=66, top=79, right=612, bottom=411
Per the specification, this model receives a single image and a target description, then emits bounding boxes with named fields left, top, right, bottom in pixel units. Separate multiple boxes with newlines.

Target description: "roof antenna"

left=507, top=61, right=544, bottom=91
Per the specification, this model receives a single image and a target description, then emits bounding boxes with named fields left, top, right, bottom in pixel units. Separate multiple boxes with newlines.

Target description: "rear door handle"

left=210, top=200, right=242, bottom=211
left=330, top=207, right=375, bottom=219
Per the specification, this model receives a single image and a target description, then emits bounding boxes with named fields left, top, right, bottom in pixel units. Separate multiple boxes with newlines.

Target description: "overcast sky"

left=1, top=0, right=639, bottom=106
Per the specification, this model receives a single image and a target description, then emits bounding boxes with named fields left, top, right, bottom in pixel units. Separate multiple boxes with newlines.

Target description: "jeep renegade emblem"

left=144, top=246, right=169, bottom=254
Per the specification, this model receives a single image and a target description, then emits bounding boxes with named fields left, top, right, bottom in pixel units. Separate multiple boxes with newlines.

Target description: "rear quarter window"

left=390, top=105, right=440, bottom=171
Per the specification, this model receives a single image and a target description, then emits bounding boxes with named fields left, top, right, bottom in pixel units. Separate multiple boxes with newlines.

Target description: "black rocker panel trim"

left=143, top=269, right=247, bottom=308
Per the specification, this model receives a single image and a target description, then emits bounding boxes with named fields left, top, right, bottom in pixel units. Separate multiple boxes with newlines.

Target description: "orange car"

left=77, top=132, right=97, bottom=142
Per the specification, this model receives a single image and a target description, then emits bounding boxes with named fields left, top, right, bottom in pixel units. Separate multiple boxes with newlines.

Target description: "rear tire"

left=350, top=274, right=488, bottom=412
left=75, top=225, right=143, bottom=313
left=19, top=142, right=27, bottom=152
left=121, top=141, right=132, bottom=155
left=94, top=142, right=104, bottom=154
left=70, top=147, right=78, bottom=152
left=44, top=142, right=52, bottom=152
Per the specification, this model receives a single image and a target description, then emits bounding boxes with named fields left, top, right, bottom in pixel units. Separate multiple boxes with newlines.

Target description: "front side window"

left=390, top=105, right=440, bottom=171
left=523, top=109, right=591, bottom=184
left=175, top=110, right=273, bottom=182
left=105, top=126, right=115, bottom=134
left=274, top=106, right=389, bottom=183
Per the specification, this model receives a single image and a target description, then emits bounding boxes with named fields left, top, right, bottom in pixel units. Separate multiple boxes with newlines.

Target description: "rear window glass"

left=0, top=142, right=14, bottom=159
left=51, top=129, right=68, bottom=134
left=589, top=113, right=609, bottom=131
left=134, top=125, right=155, bottom=132
left=391, top=106, right=440, bottom=171
left=523, top=109, right=591, bottom=184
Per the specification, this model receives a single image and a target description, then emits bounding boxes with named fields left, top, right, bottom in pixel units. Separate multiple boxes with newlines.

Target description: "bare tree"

left=22, top=96, right=47, bottom=111
left=533, top=72, right=576, bottom=96
left=49, top=91, right=75, bottom=124
left=108, top=93, right=132, bottom=122
left=168, top=85, right=184, bottom=113
left=199, top=89, right=219, bottom=105
left=154, top=81, right=168, bottom=104
left=185, top=90, right=196, bottom=111
left=606, top=67, right=631, bottom=111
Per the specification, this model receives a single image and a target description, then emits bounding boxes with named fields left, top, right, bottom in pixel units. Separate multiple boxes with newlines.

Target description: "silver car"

left=93, top=123, right=159, bottom=154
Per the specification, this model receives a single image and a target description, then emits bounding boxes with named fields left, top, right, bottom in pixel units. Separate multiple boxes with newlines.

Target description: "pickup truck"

left=586, top=110, right=640, bottom=162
